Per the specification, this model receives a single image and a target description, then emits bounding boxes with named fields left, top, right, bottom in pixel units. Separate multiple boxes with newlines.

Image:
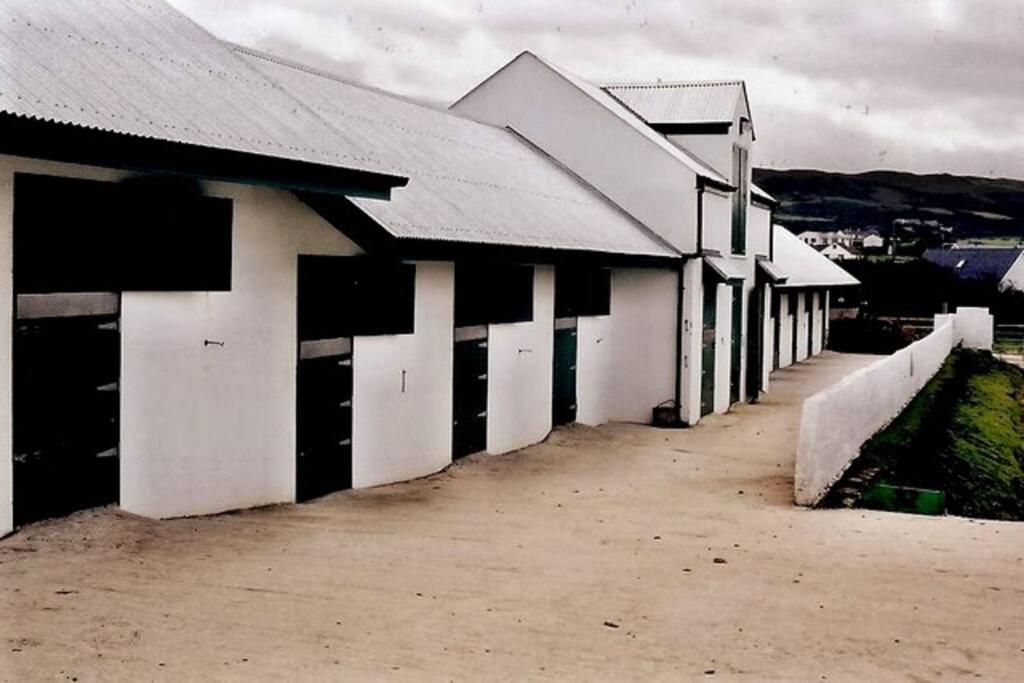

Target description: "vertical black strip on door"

left=453, top=329, right=488, bottom=459
left=700, top=275, right=717, bottom=416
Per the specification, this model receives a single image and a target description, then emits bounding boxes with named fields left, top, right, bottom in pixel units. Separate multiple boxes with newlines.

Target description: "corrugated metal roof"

left=525, top=54, right=731, bottom=188
left=0, top=0, right=394, bottom=177
left=603, top=81, right=746, bottom=126
left=773, top=226, right=859, bottom=288
left=234, top=47, right=679, bottom=258
left=922, top=247, right=1023, bottom=281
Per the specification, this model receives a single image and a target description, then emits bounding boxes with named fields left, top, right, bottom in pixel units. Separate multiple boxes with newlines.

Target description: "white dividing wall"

left=778, top=293, right=793, bottom=368
left=714, top=282, right=732, bottom=414
left=452, top=54, right=699, bottom=253
left=794, top=307, right=993, bottom=505
left=811, top=291, right=825, bottom=355
left=576, top=314, right=613, bottom=426
left=1000, top=253, right=1024, bottom=291
left=681, top=259, right=703, bottom=425
left=120, top=182, right=362, bottom=519
left=606, top=268, right=678, bottom=423
left=761, top=284, right=774, bottom=392
left=486, top=265, right=555, bottom=455
left=352, top=262, right=453, bottom=488
left=795, top=292, right=809, bottom=362
left=0, top=167, right=13, bottom=536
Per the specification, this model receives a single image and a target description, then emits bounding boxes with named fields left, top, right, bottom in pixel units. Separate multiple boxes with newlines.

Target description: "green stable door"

left=552, top=322, right=578, bottom=426
left=701, top=278, right=717, bottom=416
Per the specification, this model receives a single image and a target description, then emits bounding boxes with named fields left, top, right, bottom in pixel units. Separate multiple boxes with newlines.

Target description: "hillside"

left=753, top=169, right=1024, bottom=239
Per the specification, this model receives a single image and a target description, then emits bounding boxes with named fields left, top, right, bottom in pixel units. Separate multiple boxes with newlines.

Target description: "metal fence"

left=877, top=316, right=934, bottom=342
left=994, top=323, right=1024, bottom=358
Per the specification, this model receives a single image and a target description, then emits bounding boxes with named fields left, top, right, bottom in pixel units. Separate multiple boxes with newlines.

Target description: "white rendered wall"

left=811, top=291, right=825, bottom=355
left=778, top=294, right=793, bottom=368
left=352, top=262, right=453, bottom=488
left=681, top=259, right=703, bottom=425
left=576, top=314, right=613, bottom=426
left=452, top=54, right=699, bottom=253
left=1000, top=254, right=1024, bottom=291
left=120, top=183, right=362, bottom=519
left=749, top=204, right=772, bottom=258
left=794, top=307, right=994, bottom=505
left=606, top=268, right=678, bottom=423
left=486, top=265, right=555, bottom=455
left=795, top=292, right=809, bottom=362
left=714, top=283, right=732, bottom=414
left=701, top=190, right=732, bottom=255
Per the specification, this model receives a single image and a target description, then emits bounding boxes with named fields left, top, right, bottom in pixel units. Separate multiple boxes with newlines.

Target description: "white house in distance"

left=0, top=0, right=856, bottom=536
left=816, top=243, right=861, bottom=261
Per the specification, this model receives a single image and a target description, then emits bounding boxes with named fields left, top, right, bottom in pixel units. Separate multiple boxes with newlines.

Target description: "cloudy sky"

left=169, top=0, right=1024, bottom=180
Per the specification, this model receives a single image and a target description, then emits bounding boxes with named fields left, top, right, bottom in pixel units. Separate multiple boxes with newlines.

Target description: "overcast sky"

left=170, top=0, right=1024, bottom=180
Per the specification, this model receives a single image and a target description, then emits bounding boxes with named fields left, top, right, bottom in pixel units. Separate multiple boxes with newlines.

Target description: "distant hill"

left=752, top=169, right=1024, bottom=239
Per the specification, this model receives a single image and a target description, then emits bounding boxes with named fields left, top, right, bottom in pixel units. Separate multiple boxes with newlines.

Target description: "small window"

left=14, top=173, right=232, bottom=293
left=555, top=264, right=611, bottom=318
left=455, top=261, right=533, bottom=327
left=731, top=145, right=749, bottom=255
left=298, top=255, right=415, bottom=341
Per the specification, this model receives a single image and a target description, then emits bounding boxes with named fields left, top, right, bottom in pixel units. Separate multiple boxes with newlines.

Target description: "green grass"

left=941, top=354, right=1024, bottom=519
left=825, top=350, right=1024, bottom=520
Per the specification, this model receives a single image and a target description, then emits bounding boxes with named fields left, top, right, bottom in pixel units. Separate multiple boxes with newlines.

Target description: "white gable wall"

left=452, top=54, right=699, bottom=253
left=999, top=253, right=1024, bottom=291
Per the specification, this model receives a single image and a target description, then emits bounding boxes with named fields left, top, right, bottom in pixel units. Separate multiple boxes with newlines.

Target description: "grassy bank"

left=825, top=350, right=1024, bottom=520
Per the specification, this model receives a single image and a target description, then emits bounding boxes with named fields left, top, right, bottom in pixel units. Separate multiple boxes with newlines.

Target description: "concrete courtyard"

left=2, top=352, right=1023, bottom=681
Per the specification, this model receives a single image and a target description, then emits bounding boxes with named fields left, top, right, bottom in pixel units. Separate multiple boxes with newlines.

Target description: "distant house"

left=816, top=243, right=860, bottom=261
left=861, top=233, right=885, bottom=249
left=798, top=229, right=882, bottom=251
left=922, top=247, right=1024, bottom=291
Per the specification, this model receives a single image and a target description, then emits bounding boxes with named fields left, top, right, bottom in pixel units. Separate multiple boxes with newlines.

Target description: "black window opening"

left=454, top=261, right=533, bottom=328
left=14, top=173, right=232, bottom=294
left=731, top=145, right=749, bottom=256
left=555, top=264, right=611, bottom=319
left=297, top=255, right=415, bottom=341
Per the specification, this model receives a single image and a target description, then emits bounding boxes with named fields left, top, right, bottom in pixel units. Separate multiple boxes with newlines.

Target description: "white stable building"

left=0, top=0, right=856, bottom=536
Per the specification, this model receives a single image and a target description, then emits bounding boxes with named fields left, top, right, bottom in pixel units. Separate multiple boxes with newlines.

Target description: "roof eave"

left=0, top=113, right=408, bottom=199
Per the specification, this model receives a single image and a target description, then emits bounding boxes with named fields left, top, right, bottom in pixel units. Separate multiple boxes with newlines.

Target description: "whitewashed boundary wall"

left=794, top=307, right=992, bottom=506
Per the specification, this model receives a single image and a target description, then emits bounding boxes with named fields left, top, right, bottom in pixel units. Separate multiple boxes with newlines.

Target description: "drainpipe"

left=674, top=181, right=706, bottom=424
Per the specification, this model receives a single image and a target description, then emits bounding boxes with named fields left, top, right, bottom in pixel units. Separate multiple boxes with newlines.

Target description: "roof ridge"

left=225, top=41, right=516, bottom=137
left=603, top=80, right=744, bottom=90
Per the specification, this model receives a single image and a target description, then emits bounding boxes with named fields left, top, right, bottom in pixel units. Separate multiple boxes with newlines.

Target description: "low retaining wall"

left=794, top=307, right=992, bottom=506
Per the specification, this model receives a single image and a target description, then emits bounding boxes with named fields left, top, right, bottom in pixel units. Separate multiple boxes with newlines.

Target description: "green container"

left=862, top=483, right=946, bottom=515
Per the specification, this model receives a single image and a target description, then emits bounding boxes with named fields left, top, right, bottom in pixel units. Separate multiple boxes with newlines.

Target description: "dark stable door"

left=453, top=335, right=488, bottom=459
left=296, top=348, right=353, bottom=502
left=730, top=282, right=743, bottom=405
left=552, top=324, right=578, bottom=426
left=745, top=285, right=763, bottom=401
left=701, top=279, right=717, bottom=416
left=13, top=314, right=120, bottom=526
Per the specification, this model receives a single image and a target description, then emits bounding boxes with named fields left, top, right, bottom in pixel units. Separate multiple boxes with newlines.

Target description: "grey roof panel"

left=603, top=81, right=746, bottom=126
left=235, top=47, right=679, bottom=258
left=0, top=0, right=392, bottom=176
